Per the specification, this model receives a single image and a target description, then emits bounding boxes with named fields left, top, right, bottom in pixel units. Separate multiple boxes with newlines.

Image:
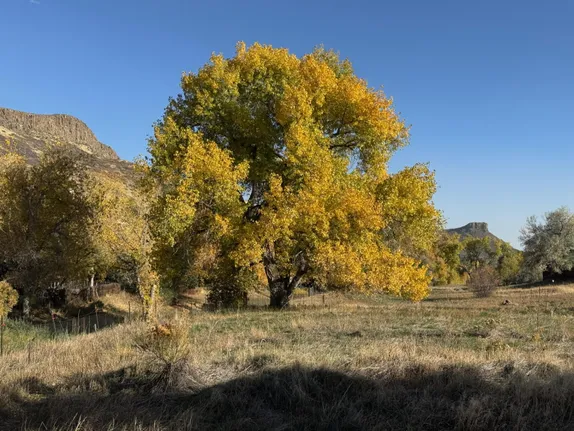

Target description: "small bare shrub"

left=134, top=321, right=199, bottom=392
left=467, top=266, right=501, bottom=298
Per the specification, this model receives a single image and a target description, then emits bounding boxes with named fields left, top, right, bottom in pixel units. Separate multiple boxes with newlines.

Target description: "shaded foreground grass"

left=1, top=285, right=574, bottom=430
left=4, top=364, right=574, bottom=430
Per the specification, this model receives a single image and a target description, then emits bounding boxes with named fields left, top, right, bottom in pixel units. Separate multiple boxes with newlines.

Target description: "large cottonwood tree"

left=144, top=43, right=441, bottom=307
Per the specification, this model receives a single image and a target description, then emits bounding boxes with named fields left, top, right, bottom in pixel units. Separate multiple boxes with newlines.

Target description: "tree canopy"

left=520, top=207, right=574, bottom=279
left=429, top=232, right=464, bottom=286
left=0, top=144, right=159, bottom=314
left=0, top=148, right=97, bottom=302
left=144, top=43, right=442, bottom=307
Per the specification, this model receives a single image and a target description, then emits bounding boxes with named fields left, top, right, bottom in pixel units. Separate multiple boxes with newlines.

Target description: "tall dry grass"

left=1, top=284, right=574, bottom=430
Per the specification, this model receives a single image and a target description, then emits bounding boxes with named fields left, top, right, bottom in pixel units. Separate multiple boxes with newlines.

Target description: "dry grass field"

left=1, top=284, right=574, bottom=430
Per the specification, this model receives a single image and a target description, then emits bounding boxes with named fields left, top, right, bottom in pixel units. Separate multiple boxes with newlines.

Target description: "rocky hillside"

left=446, top=222, right=510, bottom=246
left=0, top=107, right=133, bottom=180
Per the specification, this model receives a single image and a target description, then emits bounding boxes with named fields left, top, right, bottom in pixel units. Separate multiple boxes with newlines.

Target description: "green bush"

left=205, top=268, right=257, bottom=309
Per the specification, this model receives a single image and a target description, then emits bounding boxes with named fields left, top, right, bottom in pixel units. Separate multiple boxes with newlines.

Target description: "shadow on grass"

left=2, top=363, right=574, bottom=430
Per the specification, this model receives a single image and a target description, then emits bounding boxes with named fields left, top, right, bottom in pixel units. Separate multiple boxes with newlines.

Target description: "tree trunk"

left=263, top=244, right=307, bottom=309
left=269, top=278, right=293, bottom=309
left=22, top=296, right=30, bottom=320
left=267, top=270, right=306, bottom=309
left=149, top=283, right=156, bottom=320
left=90, top=273, right=96, bottom=300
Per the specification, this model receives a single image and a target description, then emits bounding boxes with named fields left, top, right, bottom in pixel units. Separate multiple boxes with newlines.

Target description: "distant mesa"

left=446, top=222, right=502, bottom=242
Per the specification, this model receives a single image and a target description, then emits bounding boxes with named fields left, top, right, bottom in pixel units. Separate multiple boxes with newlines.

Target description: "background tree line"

left=0, top=146, right=154, bottom=317
left=430, top=233, right=523, bottom=294
left=431, top=207, right=574, bottom=295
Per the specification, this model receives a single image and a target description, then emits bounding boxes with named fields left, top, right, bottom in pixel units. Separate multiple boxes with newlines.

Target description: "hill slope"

left=0, top=107, right=134, bottom=180
left=446, top=222, right=502, bottom=242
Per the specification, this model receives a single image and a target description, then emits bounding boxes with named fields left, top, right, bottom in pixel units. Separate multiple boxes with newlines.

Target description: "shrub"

left=467, top=266, right=500, bottom=298
left=206, top=268, right=254, bottom=309
left=134, top=321, right=199, bottom=392
left=0, top=280, right=18, bottom=318
left=207, top=282, right=248, bottom=309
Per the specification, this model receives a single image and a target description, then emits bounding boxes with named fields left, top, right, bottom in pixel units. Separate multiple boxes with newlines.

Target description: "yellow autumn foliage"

left=0, top=281, right=18, bottom=318
left=146, top=42, right=441, bottom=306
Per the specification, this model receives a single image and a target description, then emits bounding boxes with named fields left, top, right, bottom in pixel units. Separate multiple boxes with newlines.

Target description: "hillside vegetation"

left=1, top=285, right=574, bottom=430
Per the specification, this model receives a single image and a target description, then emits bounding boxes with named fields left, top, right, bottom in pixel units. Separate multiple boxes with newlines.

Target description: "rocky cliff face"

left=0, top=107, right=119, bottom=160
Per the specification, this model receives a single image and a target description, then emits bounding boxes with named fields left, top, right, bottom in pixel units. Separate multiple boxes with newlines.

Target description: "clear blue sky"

left=2, top=0, right=573, bottom=247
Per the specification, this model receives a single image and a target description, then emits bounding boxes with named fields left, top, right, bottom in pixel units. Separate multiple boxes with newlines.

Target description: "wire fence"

left=0, top=300, right=146, bottom=357
left=46, top=309, right=119, bottom=335
left=0, top=286, right=325, bottom=356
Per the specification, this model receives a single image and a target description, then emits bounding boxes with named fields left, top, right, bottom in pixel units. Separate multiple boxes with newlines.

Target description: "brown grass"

left=1, top=284, right=574, bottom=430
